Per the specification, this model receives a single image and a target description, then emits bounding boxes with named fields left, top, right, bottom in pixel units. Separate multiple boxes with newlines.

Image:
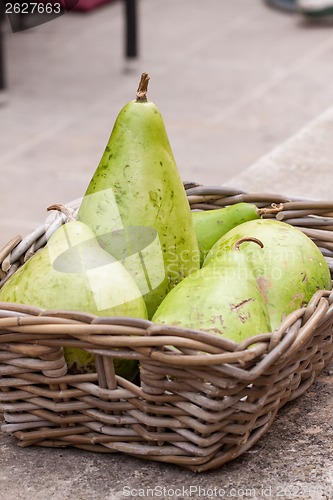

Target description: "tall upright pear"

left=78, top=73, right=200, bottom=317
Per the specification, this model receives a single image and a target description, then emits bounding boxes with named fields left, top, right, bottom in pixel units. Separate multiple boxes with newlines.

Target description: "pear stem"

left=47, top=204, right=75, bottom=222
left=257, top=203, right=284, bottom=216
left=136, top=72, right=150, bottom=102
left=233, top=237, right=264, bottom=251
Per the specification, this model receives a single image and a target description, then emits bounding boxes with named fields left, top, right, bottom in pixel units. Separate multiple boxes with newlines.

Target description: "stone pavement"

left=1, top=1, right=333, bottom=499
left=226, top=105, right=333, bottom=200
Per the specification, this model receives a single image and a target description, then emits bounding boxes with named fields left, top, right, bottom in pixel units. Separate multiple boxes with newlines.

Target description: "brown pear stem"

left=257, top=203, right=284, bottom=216
left=47, top=204, right=75, bottom=222
left=136, top=73, right=150, bottom=102
left=233, top=237, right=264, bottom=251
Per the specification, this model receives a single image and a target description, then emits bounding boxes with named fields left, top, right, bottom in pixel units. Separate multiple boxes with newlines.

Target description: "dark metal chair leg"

left=0, top=1, right=139, bottom=92
left=124, top=0, right=138, bottom=59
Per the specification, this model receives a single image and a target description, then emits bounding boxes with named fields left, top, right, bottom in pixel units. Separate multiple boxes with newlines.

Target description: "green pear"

left=152, top=239, right=271, bottom=343
left=0, top=215, right=147, bottom=377
left=204, top=219, right=332, bottom=329
left=192, top=203, right=260, bottom=265
left=77, top=73, right=200, bottom=318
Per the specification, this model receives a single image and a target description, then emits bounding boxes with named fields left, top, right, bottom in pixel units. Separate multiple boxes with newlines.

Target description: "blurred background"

left=1, top=0, right=333, bottom=247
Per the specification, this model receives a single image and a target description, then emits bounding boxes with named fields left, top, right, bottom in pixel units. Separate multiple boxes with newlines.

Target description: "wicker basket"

left=1, top=183, right=333, bottom=473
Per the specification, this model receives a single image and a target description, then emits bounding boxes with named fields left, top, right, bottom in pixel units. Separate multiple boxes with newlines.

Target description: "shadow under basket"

left=1, top=183, right=333, bottom=472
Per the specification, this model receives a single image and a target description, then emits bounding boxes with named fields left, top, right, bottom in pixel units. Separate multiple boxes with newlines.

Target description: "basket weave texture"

left=1, top=184, right=333, bottom=472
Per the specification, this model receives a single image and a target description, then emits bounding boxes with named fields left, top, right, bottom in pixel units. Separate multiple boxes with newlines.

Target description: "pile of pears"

left=0, top=73, right=331, bottom=378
